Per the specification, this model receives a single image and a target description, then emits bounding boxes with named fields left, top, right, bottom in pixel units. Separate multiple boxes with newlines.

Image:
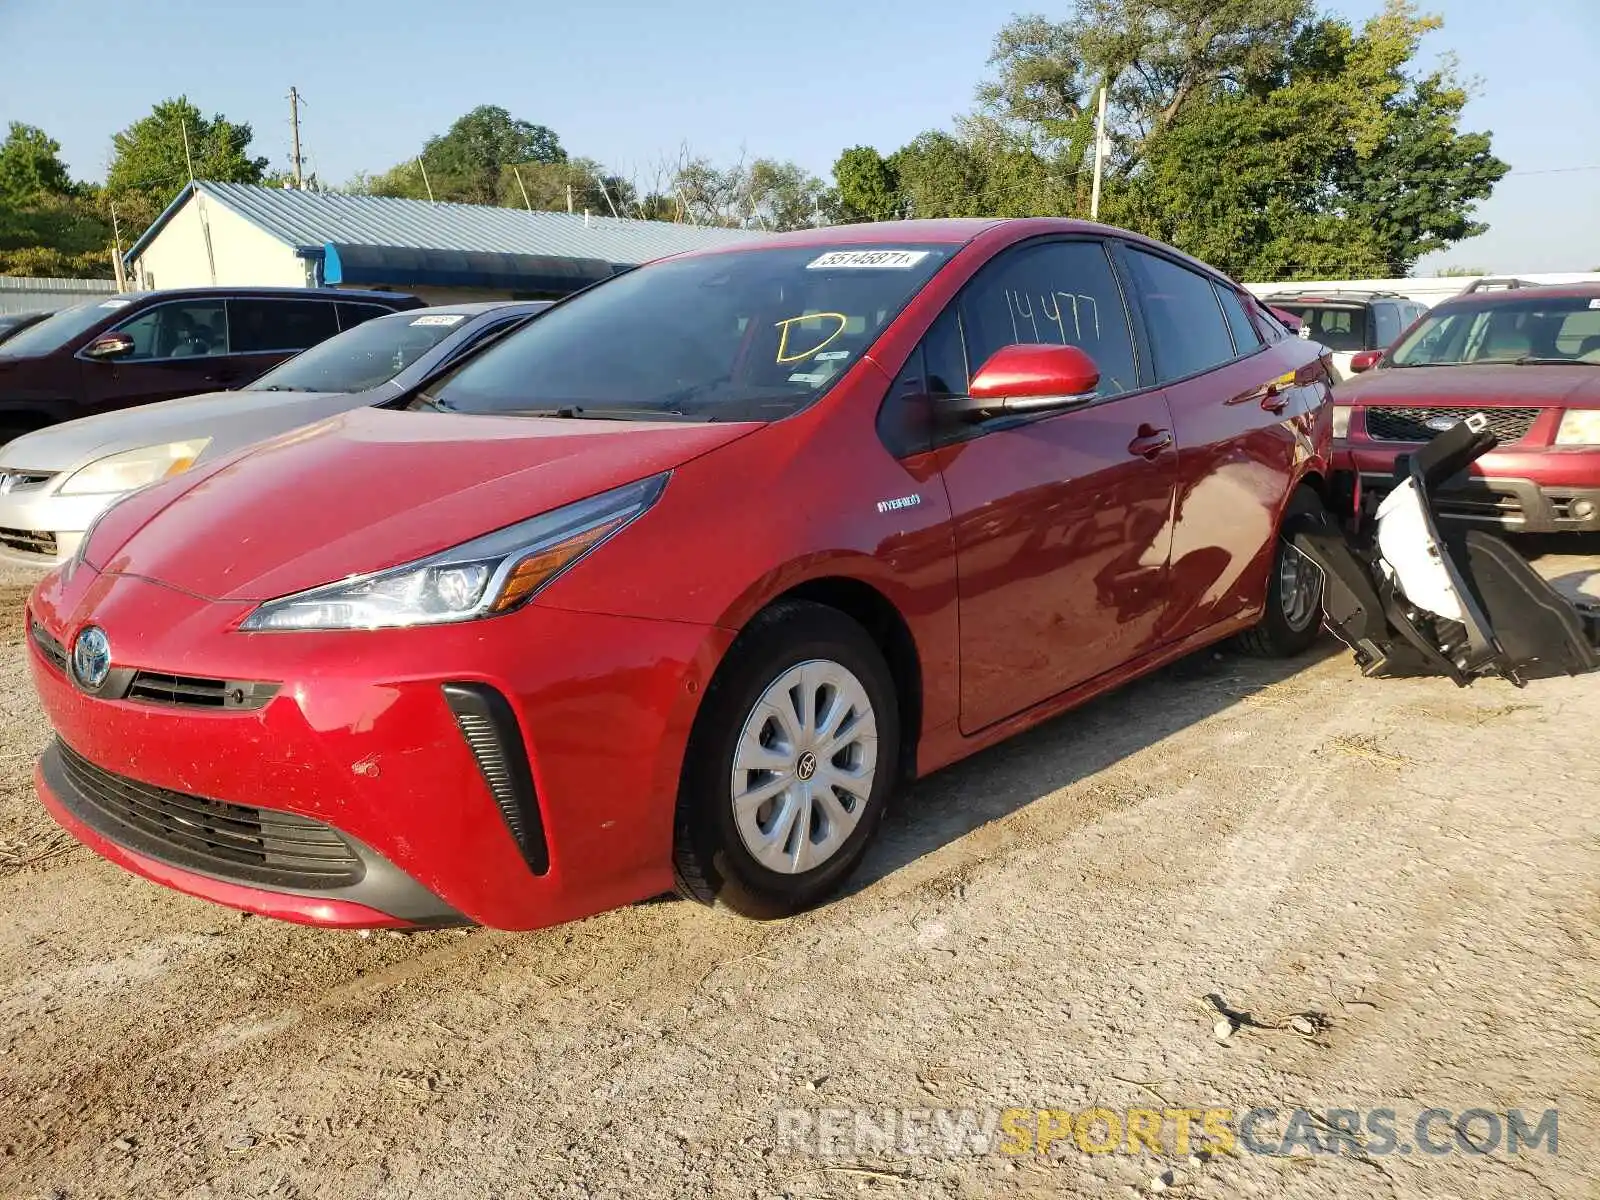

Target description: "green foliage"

left=827, top=146, right=901, bottom=223
left=830, top=0, right=1508, bottom=280
left=0, top=123, right=113, bottom=278
left=372, top=105, right=566, bottom=206
left=105, top=97, right=268, bottom=232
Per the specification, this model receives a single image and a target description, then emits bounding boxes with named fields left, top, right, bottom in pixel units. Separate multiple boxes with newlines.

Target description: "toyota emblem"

left=71, top=625, right=112, bottom=691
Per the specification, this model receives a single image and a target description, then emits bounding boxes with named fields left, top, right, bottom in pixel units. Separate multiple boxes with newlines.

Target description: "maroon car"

left=0, top=287, right=423, bottom=444
left=1333, top=284, right=1600, bottom=532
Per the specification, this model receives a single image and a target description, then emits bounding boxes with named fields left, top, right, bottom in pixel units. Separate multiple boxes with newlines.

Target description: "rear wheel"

left=673, top=601, right=900, bottom=919
left=1235, top=487, right=1326, bottom=658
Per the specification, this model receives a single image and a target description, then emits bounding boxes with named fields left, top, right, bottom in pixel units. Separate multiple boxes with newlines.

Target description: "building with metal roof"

left=124, top=181, right=767, bottom=302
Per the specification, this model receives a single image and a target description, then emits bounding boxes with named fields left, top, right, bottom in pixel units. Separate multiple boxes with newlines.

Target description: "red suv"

left=26, top=219, right=1333, bottom=932
left=1333, top=284, right=1600, bottom=531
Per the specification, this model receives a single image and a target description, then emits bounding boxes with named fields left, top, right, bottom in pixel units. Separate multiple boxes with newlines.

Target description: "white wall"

left=1246, top=273, right=1600, bottom=310
left=129, top=193, right=311, bottom=290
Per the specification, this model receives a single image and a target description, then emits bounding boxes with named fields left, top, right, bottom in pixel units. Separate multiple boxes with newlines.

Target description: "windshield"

left=1271, top=304, right=1368, bottom=353
left=1389, top=295, right=1600, bottom=367
left=248, top=310, right=474, bottom=392
left=0, top=296, right=140, bottom=357
left=424, top=244, right=955, bottom=422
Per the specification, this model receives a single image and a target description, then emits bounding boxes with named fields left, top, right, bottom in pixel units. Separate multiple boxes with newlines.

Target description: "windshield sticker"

left=774, top=312, right=848, bottom=363
left=806, top=249, right=930, bottom=271
left=411, top=314, right=466, bottom=326
left=1590, top=299, right=1600, bottom=309
left=788, top=371, right=829, bottom=384
left=816, top=350, right=851, bottom=361
left=98, top=298, right=133, bottom=309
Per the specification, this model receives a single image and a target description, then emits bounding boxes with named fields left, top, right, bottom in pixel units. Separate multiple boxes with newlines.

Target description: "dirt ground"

left=1, top=553, right=1596, bottom=1200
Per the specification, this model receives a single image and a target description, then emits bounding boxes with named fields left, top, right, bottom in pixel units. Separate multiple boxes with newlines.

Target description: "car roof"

left=400, top=300, right=551, bottom=318
left=1434, top=282, right=1600, bottom=307
left=663, top=217, right=1247, bottom=286
left=104, top=286, right=419, bottom=304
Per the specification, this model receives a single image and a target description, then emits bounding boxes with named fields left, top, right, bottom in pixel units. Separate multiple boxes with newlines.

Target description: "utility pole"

left=109, top=202, right=127, bottom=292
left=513, top=166, right=533, bottom=211
left=416, top=158, right=435, bottom=202
left=288, top=86, right=305, bottom=189
left=1089, top=85, right=1109, bottom=221
left=597, top=178, right=620, bottom=219
left=566, top=183, right=574, bottom=214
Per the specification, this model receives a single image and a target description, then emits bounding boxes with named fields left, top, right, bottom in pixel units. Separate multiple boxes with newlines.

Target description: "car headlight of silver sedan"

left=240, top=474, right=668, bottom=631
left=57, top=439, right=211, bottom=495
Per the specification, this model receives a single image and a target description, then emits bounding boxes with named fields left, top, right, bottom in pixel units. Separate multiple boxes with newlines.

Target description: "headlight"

left=1556, top=410, right=1600, bottom=445
left=58, top=439, right=210, bottom=495
left=1332, top=406, right=1352, bottom=439
left=240, top=474, right=668, bottom=631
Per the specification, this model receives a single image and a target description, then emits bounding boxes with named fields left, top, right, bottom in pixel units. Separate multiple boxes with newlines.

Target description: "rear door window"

left=228, top=299, right=340, bottom=354
left=1373, top=303, right=1402, bottom=348
left=1123, top=249, right=1236, bottom=382
left=110, top=299, right=228, bottom=359
left=958, top=239, right=1140, bottom=396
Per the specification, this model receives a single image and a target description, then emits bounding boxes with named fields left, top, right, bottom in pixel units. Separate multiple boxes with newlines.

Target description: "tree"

left=105, top=97, right=268, bottom=231
left=0, top=122, right=113, bottom=278
left=828, top=146, right=902, bottom=223
left=390, top=105, right=567, bottom=205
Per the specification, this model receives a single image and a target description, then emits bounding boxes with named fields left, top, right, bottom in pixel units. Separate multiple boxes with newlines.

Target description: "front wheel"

left=673, top=601, right=900, bottom=919
left=1235, top=487, right=1326, bottom=658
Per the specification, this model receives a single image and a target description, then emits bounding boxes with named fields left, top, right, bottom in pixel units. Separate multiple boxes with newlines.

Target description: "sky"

left=2, top=0, right=1597, bottom=274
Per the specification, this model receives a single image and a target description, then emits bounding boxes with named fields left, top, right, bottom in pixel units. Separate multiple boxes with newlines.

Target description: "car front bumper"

left=26, top=563, right=732, bottom=930
left=0, top=482, right=109, bottom=568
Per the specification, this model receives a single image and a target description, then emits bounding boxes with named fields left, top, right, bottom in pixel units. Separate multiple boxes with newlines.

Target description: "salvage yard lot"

left=1, top=558, right=1596, bottom=1200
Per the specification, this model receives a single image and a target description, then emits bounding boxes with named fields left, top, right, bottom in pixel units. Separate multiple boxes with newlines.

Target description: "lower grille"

left=0, top=527, right=58, bottom=558
left=442, top=683, right=548, bottom=874
left=1366, top=407, right=1539, bottom=445
left=52, top=740, right=364, bottom=889
left=124, top=671, right=279, bottom=710
left=29, top=619, right=68, bottom=673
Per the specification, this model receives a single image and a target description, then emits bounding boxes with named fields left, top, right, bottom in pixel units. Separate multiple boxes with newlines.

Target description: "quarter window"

left=1124, top=249, right=1236, bottom=381
left=958, top=240, right=1139, bottom=396
left=111, top=300, right=228, bottom=360
left=1215, top=285, right=1263, bottom=354
left=229, top=299, right=340, bottom=354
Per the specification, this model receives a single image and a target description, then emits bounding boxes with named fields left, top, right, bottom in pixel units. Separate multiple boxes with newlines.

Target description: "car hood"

left=0, top=388, right=366, bottom=473
left=1335, top=364, right=1600, bottom=407
left=98, top=406, right=760, bottom=601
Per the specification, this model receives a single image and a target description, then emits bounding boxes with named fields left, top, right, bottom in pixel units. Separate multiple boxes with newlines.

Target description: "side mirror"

left=952, top=344, right=1101, bottom=418
left=84, top=333, right=136, bottom=361
left=1349, top=349, right=1383, bottom=374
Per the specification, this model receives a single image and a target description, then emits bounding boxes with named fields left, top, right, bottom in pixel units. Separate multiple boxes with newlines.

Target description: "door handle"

left=1261, top=385, right=1289, bottom=414
left=1127, top=428, right=1173, bottom=459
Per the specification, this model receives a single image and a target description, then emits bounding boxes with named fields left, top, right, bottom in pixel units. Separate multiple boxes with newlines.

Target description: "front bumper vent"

left=28, top=618, right=67, bottom=673
left=125, top=671, right=279, bottom=710
left=442, top=683, right=549, bottom=875
left=48, top=740, right=364, bottom=890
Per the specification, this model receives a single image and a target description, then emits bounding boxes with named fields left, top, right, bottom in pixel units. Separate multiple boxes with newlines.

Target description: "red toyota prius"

left=25, top=219, right=1333, bottom=931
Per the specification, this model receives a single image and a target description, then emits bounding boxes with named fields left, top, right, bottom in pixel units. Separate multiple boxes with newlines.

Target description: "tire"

left=673, top=600, right=901, bottom=919
left=1234, top=486, right=1327, bottom=658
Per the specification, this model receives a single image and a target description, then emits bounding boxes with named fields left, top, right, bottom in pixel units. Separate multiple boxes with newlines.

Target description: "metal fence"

left=0, top=275, right=120, bottom=315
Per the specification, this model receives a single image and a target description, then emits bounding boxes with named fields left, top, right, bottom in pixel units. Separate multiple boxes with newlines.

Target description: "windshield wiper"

left=1513, top=355, right=1591, bottom=366
left=408, top=391, right=455, bottom=412
left=258, top=384, right=308, bottom=392
left=509, top=405, right=705, bottom=422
